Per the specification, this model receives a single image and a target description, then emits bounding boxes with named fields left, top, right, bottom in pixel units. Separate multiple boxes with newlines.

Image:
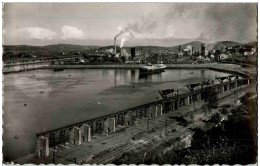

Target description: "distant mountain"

left=3, top=44, right=100, bottom=52
left=3, top=40, right=254, bottom=54
left=43, top=44, right=99, bottom=51
left=4, top=45, right=42, bottom=52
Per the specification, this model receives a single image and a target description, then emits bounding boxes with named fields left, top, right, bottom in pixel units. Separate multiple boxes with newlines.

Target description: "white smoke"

left=186, top=45, right=192, bottom=51
left=115, top=18, right=158, bottom=48
left=120, top=31, right=134, bottom=48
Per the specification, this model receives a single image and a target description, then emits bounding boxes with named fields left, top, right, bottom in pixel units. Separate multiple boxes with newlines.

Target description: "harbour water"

left=3, top=68, right=229, bottom=161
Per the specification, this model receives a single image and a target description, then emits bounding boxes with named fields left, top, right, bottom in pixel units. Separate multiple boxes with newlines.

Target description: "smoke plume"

left=115, top=17, right=158, bottom=48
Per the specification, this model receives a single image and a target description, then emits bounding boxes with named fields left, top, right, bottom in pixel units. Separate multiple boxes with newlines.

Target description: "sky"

left=3, top=3, right=257, bottom=46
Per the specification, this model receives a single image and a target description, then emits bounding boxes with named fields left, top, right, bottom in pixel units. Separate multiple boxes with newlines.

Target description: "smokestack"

left=201, top=44, right=205, bottom=56
left=114, top=37, right=117, bottom=55
left=131, top=47, right=135, bottom=60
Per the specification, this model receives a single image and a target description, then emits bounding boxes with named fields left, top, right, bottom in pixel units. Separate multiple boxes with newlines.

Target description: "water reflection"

left=201, top=70, right=205, bottom=79
left=131, top=70, right=136, bottom=82
left=138, top=73, right=163, bottom=82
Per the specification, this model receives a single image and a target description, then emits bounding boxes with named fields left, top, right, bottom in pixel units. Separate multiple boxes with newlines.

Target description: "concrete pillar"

left=147, top=107, right=152, bottom=118
left=175, top=100, right=178, bottom=110
left=81, top=124, right=91, bottom=142
left=248, top=79, right=250, bottom=85
left=177, top=99, right=180, bottom=108
left=124, top=112, right=134, bottom=126
left=235, top=81, right=238, bottom=88
left=187, top=96, right=191, bottom=105
left=74, top=127, right=82, bottom=145
left=183, top=98, right=187, bottom=106
left=160, top=104, right=163, bottom=115
left=150, top=105, right=157, bottom=117
left=197, top=93, right=201, bottom=101
left=172, top=100, right=175, bottom=110
left=222, top=86, right=225, bottom=93
left=86, top=125, right=91, bottom=141
left=103, top=118, right=110, bottom=133
left=69, top=128, right=75, bottom=144
left=155, top=105, right=158, bottom=117
left=109, top=117, right=116, bottom=133
left=36, top=136, right=49, bottom=158
left=179, top=99, right=182, bottom=107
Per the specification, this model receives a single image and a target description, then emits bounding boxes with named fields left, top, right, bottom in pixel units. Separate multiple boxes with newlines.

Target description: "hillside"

left=206, top=43, right=226, bottom=51
left=173, top=41, right=205, bottom=51
left=218, top=41, right=241, bottom=47
left=43, top=44, right=99, bottom=51
left=3, top=40, right=252, bottom=54
left=206, top=41, right=242, bottom=51
left=4, top=45, right=42, bottom=52
left=3, top=44, right=100, bottom=52
left=244, top=41, right=257, bottom=47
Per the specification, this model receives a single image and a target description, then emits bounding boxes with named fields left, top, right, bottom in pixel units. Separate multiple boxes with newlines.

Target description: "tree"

left=203, top=86, right=219, bottom=109
left=210, top=113, right=221, bottom=124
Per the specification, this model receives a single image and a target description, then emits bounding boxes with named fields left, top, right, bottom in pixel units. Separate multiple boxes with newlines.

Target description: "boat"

left=139, top=63, right=166, bottom=75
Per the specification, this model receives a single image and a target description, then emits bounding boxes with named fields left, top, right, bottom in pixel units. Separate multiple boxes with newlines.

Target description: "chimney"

left=131, top=47, right=135, bottom=59
left=114, top=37, right=117, bottom=55
left=201, top=44, right=205, bottom=56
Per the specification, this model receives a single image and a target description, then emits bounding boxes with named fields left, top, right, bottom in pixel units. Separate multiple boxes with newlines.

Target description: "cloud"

left=61, top=25, right=84, bottom=40
left=17, top=27, right=56, bottom=40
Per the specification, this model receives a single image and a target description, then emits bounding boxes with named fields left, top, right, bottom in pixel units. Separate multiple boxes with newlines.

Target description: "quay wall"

left=35, top=77, right=252, bottom=158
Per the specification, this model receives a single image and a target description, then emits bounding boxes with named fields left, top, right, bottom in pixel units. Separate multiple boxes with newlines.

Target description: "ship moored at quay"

left=139, top=63, right=167, bottom=75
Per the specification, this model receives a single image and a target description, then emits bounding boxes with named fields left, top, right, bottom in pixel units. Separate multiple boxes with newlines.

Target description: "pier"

left=35, top=75, right=252, bottom=158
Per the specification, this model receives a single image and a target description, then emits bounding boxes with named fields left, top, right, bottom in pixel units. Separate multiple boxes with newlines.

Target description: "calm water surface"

left=3, top=68, right=229, bottom=161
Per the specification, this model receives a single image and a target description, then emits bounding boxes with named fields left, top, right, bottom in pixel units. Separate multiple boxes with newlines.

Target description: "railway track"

left=90, top=121, right=181, bottom=164
left=91, top=100, right=241, bottom=165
